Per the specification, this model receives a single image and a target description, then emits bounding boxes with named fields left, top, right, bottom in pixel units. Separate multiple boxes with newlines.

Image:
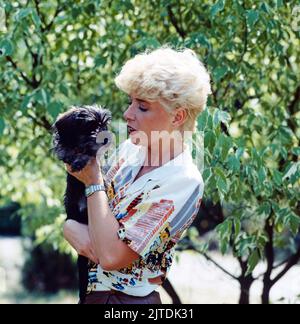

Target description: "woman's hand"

left=65, top=157, right=103, bottom=186
left=63, top=219, right=99, bottom=264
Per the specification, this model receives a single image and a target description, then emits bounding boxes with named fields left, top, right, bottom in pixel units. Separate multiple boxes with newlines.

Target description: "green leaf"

left=84, top=3, right=96, bottom=14
left=59, top=84, right=69, bottom=97
left=292, top=147, right=300, bottom=156
left=278, top=126, right=294, bottom=144
left=283, top=163, right=300, bottom=181
left=0, top=39, right=13, bottom=56
left=196, top=33, right=210, bottom=48
left=218, top=134, right=232, bottom=161
left=197, top=109, right=208, bottom=131
left=71, top=7, right=81, bottom=19
left=0, top=118, right=5, bottom=135
left=48, top=101, right=63, bottom=119
left=220, top=240, right=228, bottom=255
left=32, top=10, right=41, bottom=28
left=216, top=219, right=232, bottom=239
left=261, top=3, right=271, bottom=14
left=133, top=37, right=161, bottom=52
left=204, top=130, right=216, bottom=152
left=236, top=237, right=252, bottom=256
left=35, top=89, right=50, bottom=105
left=214, top=166, right=226, bottom=180
left=216, top=219, right=232, bottom=254
left=210, top=0, right=225, bottom=17
left=227, top=155, right=240, bottom=173
left=246, top=250, right=260, bottom=275
left=275, top=207, right=290, bottom=228
left=234, top=219, right=241, bottom=237
left=15, top=8, right=32, bottom=22
left=256, top=202, right=271, bottom=217
left=246, top=10, right=259, bottom=28
left=94, top=55, right=107, bottom=67
left=217, top=176, right=227, bottom=195
left=213, top=66, right=228, bottom=82
left=21, top=95, right=31, bottom=111
left=258, top=167, right=267, bottom=184
left=213, top=108, right=231, bottom=128
left=202, top=168, right=211, bottom=182
left=273, top=170, right=282, bottom=187
left=236, top=147, right=244, bottom=159
left=289, top=213, right=300, bottom=236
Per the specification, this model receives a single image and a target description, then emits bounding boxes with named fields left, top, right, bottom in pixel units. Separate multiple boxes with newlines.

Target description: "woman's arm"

left=87, top=189, right=140, bottom=270
left=65, top=159, right=140, bottom=271
left=63, top=219, right=99, bottom=264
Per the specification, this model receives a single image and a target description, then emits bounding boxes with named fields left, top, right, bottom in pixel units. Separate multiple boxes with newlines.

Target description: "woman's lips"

left=127, top=126, right=137, bottom=134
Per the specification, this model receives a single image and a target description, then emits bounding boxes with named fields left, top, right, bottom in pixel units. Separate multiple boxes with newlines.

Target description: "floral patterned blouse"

left=87, top=139, right=204, bottom=297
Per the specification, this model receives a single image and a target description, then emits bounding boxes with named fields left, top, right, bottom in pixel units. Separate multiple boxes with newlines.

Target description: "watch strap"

left=85, top=184, right=106, bottom=197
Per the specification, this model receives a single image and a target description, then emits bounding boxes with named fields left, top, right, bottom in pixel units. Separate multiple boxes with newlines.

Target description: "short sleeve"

left=117, top=175, right=204, bottom=258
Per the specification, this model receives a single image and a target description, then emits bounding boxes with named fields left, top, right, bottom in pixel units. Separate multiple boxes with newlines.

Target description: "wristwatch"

left=85, top=184, right=106, bottom=198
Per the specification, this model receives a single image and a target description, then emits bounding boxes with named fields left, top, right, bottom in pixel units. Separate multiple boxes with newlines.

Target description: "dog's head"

left=52, top=105, right=112, bottom=172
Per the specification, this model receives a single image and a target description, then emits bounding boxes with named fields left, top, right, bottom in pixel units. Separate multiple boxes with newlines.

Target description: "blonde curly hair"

left=115, top=47, right=211, bottom=132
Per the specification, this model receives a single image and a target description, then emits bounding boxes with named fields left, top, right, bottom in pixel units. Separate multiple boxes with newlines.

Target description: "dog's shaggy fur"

left=52, top=105, right=112, bottom=302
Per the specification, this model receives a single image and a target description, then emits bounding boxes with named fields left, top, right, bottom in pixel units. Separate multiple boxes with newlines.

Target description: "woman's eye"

left=139, top=106, right=148, bottom=112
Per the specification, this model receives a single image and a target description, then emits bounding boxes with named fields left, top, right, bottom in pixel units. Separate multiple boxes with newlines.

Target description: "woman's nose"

left=123, top=104, right=135, bottom=121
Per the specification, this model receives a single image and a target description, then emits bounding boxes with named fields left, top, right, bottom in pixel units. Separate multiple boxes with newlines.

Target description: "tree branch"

left=272, top=246, right=300, bottom=286
left=23, top=34, right=35, bottom=57
left=27, top=112, right=52, bottom=132
left=22, top=34, right=43, bottom=88
left=42, top=1, right=62, bottom=32
left=201, top=252, right=239, bottom=280
left=166, top=5, right=186, bottom=39
left=264, top=218, right=275, bottom=282
left=5, top=56, right=35, bottom=87
left=33, top=0, right=47, bottom=27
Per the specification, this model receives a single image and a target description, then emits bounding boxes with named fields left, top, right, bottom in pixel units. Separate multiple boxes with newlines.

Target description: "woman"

left=64, top=47, right=211, bottom=304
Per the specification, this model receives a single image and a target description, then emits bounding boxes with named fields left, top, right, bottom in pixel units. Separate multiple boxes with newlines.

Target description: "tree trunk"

left=262, top=279, right=272, bottom=304
left=162, top=278, right=182, bottom=304
left=239, top=276, right=254, bottom=304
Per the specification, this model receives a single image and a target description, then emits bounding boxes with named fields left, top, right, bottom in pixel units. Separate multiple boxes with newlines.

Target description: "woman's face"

left=123, top=96, right=174, bottom=147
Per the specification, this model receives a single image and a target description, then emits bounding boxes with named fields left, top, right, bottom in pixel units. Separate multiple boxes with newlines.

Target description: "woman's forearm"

left=65, top=160, right=139, bottom=270
left=63, top=219, right=99, bottom=263
left=87, top=189, right=122, bottom=268
left=87, top=187, right=140, bottom=271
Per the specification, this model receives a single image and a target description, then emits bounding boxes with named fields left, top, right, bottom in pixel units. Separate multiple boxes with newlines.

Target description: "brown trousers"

left=82, top=290, right=162, bottom=304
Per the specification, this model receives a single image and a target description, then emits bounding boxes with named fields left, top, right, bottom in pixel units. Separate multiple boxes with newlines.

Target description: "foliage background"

left=0, top=0, right=299, bottom=303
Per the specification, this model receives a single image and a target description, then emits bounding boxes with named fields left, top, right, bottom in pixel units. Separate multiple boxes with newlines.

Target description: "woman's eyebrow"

left=136, top=98, right=150, bottom=106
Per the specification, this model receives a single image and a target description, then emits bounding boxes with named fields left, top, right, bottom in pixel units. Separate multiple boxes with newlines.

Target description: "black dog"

left=52, top=105, right=112, bottom=302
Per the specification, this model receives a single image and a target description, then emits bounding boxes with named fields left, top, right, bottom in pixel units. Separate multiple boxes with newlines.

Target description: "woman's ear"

left=171, top=108, right=187, bottom=128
